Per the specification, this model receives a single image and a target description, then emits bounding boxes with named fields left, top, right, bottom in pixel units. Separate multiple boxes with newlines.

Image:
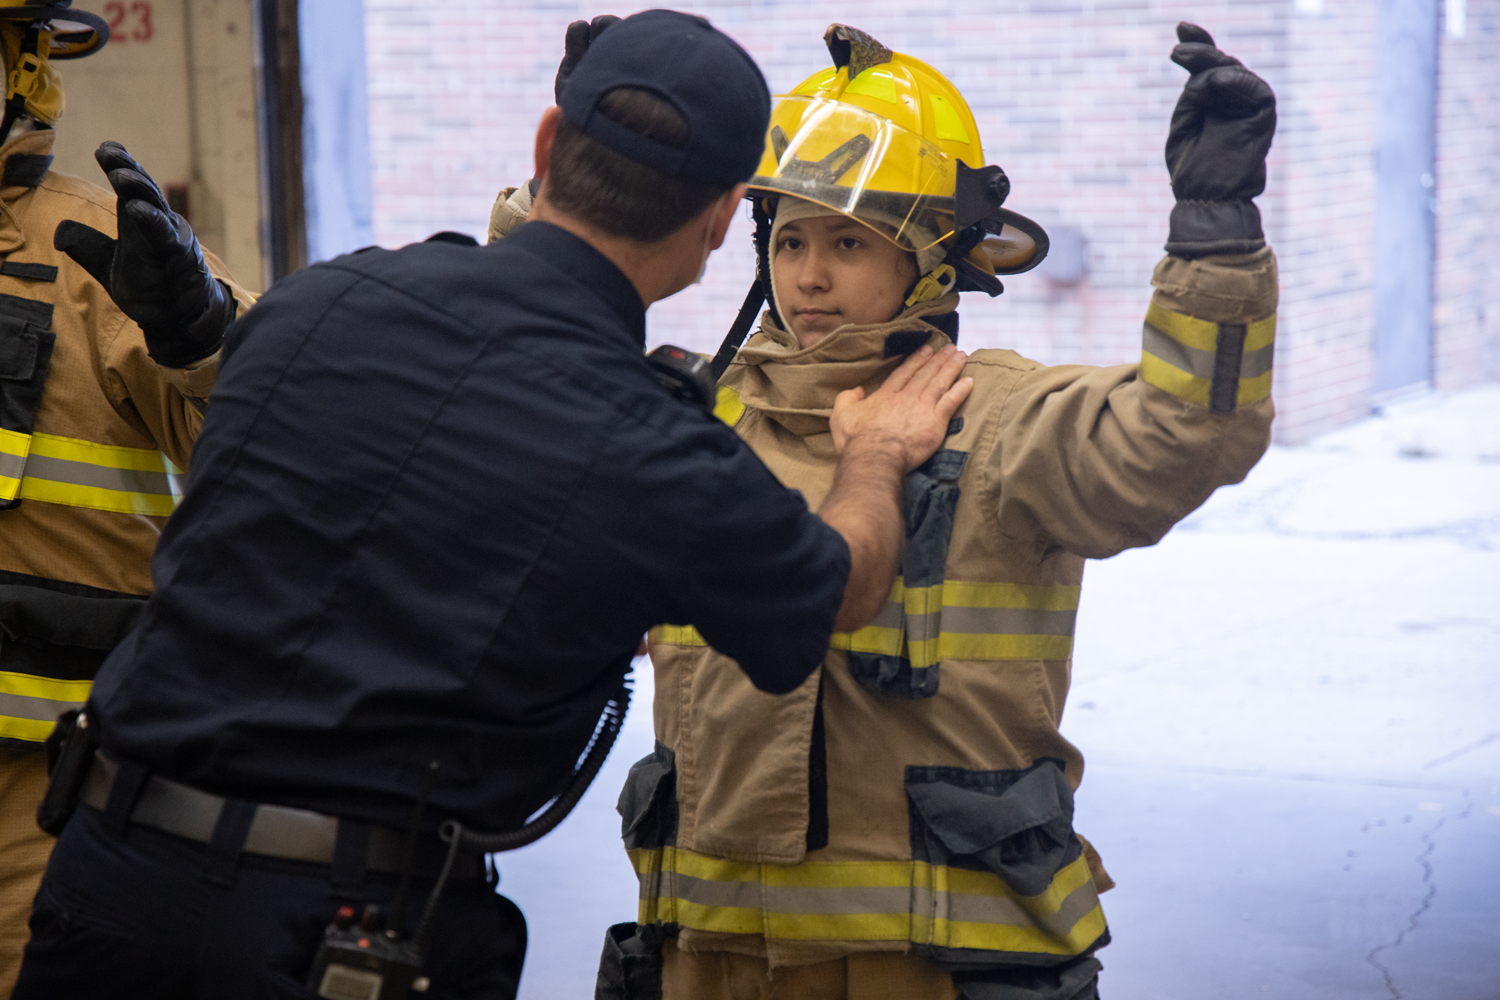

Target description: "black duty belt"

left=80, top=752, right=485, bottom=880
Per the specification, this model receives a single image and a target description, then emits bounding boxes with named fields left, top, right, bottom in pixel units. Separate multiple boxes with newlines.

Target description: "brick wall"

left=1269, top=0, right=1378, bottom=442
left=363, top=1, right=1498, bottom=442
left=1433, top=0, right=1500, bottom=390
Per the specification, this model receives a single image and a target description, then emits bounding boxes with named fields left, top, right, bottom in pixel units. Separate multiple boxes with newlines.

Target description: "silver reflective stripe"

left=870, top=600, right=904, bottom=630
left=0, top=449, right=24, bottom=481
left=665, top=870, right=912, bottom=918
left=21, top=454, right=173, bottom=496
left=662, top=869, right=1099, bottom=933
left=936, top=606, right=1079, bottom=637
left=1143, top=322, right=1215, bottom=379
left=762, top=883, right=911, bottom=917
left=937, top=878, right=1101, bottom=938
left=1240, top=342, right=1274, bottom=379
left=658, top=871, right=761, bottom=909
left=0, top=690, right=84, bottom=723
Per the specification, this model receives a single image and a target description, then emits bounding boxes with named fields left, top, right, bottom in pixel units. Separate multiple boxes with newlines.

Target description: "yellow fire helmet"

left=748, top=25, right=1049, bottom=302
left=709, top=25, right=1052, bottom=378
left=0, top=1, right=110, bottom=140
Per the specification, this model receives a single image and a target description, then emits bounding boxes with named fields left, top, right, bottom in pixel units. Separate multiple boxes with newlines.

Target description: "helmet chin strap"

left=0, top=21, right=42, bottom=146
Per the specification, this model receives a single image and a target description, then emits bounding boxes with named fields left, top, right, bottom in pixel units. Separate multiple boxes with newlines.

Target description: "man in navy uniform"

left=15, top=11, right=974, bottom=998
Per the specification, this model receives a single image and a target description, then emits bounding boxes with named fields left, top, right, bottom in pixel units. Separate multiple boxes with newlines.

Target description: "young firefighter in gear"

left=13, top=12, right=974, bottom=1000
left=0, top=1, right=250, bottom=991
left=593, top=22, right=1278, bottom=1000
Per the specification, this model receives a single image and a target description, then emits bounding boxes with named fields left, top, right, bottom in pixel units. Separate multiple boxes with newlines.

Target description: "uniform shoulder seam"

left=35, top=171, right=117, bottom=216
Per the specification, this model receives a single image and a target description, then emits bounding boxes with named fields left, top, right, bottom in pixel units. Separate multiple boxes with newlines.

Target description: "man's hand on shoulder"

left=831, top=344, right=973, bottom=470
left=822, top=346, right=973, bottom=632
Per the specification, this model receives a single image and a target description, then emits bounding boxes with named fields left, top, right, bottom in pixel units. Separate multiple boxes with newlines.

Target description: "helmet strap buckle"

left=905, top=263, right=956, bottom=308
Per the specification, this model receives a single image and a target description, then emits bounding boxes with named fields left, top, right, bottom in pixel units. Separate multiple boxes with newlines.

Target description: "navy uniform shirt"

left=91, top=222, right=849, bottom=833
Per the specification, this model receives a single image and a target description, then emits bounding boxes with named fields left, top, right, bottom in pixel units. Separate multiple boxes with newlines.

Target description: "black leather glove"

left=1164, top=23, right=1277, bottom=259
left=555, top=14, right=620, bottom=105
left=54, top=142, right=237, bottom=368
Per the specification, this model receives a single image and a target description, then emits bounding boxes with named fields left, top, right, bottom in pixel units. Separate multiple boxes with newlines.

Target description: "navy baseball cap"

left=559, top=9, right=770, bottom=186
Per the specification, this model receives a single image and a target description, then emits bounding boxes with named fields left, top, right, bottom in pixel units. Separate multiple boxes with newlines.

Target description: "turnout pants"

left=664, top=941, right=959, bottom=1000
left=15, top=803, right=527, bottom=1000
left=599, top=927, right=1103, bottom=1000
left=0, top=751, right=52, bottom=997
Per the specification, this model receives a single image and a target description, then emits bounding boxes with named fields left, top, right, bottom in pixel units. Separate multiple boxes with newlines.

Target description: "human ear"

left=707, top=183, right=747, bottom=250
left=533, top=106, right=563, bottom=183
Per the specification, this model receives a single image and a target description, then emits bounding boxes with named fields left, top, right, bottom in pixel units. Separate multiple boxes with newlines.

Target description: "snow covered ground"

left=497, top=385, right=1500, bottom=999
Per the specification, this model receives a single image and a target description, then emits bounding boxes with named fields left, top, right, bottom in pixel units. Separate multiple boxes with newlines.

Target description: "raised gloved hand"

left=555, top=14, right=619, bottom=104
left=1164, top=23, right=1277, bottom=259
left=54, top=142, right=237, bottom=368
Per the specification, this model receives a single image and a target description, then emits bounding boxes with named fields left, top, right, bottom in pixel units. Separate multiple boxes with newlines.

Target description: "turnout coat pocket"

left=905, top=759, right=1108, bottom=971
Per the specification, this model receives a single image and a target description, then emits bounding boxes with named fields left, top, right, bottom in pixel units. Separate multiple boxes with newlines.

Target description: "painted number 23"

left=104, top=1, right=153, bottom=43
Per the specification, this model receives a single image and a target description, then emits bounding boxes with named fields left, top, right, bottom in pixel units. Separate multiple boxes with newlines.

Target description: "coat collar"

left=730, top=293, right=960, bottom=437
left=0, top=129, right=57, bottom=255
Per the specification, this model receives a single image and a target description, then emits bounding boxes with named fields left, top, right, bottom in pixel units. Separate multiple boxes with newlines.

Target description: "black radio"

left=308, top=904, right=428, bottom=1000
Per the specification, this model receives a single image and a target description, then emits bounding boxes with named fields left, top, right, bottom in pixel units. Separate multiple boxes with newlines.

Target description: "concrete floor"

left=497, top=386, right=1500, bottom=999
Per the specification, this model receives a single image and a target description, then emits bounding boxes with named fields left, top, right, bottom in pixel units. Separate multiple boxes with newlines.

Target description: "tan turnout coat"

left=629, top=248, right=1279, bottom=971
left=0, top=126, right=252, bottom=991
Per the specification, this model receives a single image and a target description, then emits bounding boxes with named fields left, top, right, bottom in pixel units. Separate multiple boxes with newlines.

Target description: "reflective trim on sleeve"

left=1141, top=303, right=1276, bottom=409
left=632, top=844, right=1106, bottom=958
left=714, top=385, right=746, bottom=427
left=15, top=433, right=179, bottom=516
left=652, top=578, right=1081, bottom=665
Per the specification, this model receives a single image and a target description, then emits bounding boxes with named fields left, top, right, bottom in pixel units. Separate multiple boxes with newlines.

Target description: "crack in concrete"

left=1424, top=730, right=1500, bottom=770
left=1367, top=820, right=1442, bottom=998
left=1366, top=799, right=1474, bottom=998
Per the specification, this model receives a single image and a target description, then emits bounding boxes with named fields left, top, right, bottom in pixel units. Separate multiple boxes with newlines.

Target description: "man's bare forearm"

left=820, top=436, right=906, bottom=632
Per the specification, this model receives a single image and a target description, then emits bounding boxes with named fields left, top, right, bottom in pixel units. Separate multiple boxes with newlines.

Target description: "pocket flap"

left=908, top=763, right=1072, bottom=855
left=617, top=741, right=677, bottom=849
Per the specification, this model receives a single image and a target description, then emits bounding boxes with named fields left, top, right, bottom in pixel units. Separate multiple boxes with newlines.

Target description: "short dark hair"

left=547, top=87, right=732, bottom=242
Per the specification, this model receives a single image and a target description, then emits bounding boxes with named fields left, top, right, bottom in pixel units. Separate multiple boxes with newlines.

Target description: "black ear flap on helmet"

left=948, top=162, right=1049, bottom=297
left=954, top=162, right=1010, bottom=231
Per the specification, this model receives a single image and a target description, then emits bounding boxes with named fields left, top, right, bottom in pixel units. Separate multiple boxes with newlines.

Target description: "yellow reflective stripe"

left=653, top=624, right=706, bottom=646
left=941, top=580, right=1081, bottom=612
left=633, top=847, right=1103, bottom=953
left=1144, top=301, right=1218, bottom=351
left=1, top=426, right=30, bottom=501
left=1238, top=369, right=1273, bottom=405
left=1142, top=306, right=1276, bottom=407
left=1140, top=350, right=1211, bottom=407
left=0, top=671, right=91, bottom=744
left=30, top=433, right=173, bottom=472
left=937, top=633, right=1074, bottom=661
left=767, top=911, right=912, bottom=941
left=713, top=385, right=745, bottom=427
left=1245, top=313, right=1276, bottom=352
left=660, top=578, right=1080, bottom=662
left=0, top=426, right=28, bottom=457
left=924, top=905, right=1107, bottom=957
left=829, top=626, right=904, bottom=656
left=17, top=432, right=178, bottom=516
left=0, top=715, right=59, bottom=742
left=0, top=672, right=93, bottom=701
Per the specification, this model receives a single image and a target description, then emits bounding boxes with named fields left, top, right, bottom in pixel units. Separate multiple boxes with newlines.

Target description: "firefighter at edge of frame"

left=0, top=0, right=254, bottom=991
left=544, top=20, right=1271, bottom=1000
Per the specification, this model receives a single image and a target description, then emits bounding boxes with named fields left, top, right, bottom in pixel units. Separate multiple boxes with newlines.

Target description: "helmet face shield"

left=750, top=96, right=957, bottom=252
